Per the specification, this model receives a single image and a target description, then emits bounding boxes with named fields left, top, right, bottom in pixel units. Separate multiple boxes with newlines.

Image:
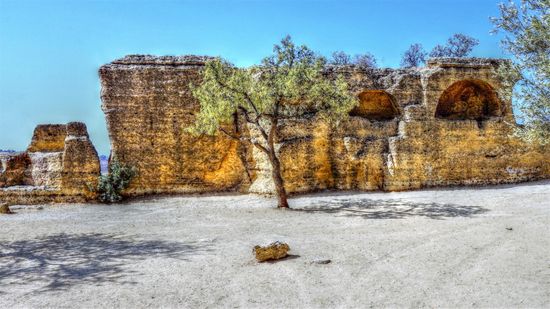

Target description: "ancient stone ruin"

left=0, top=122, right=100, bottom=204
left=1, top=55, right=546, bottom=206
left=99, top=55, right=550, bottom=196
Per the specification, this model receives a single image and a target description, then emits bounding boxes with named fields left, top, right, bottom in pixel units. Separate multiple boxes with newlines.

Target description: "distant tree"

left=330, top=51, right=351, bottom=65
left=492, top=0, right=550, bottom=144
left=190, top=36, right=358, bottom=208
left=400, top=43, right=427, bottom=67
left=330, top=51, right=377, bottom=69
left=428, top=45, right=447, bottom=58
left=429, top=33, right=479, bottom=57
left=354, top=53, right=377, bottom=69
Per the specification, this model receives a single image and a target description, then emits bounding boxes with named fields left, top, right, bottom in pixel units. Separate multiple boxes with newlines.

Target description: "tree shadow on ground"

left=0, top=233, right=212, bottom=293
left=292, top=198, right=488, bottom=219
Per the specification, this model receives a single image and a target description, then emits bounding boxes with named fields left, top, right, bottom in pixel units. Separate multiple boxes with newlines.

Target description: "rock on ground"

left=0, top=203, right=12, bottom=214
left=253, top=241, right=290, bottom=262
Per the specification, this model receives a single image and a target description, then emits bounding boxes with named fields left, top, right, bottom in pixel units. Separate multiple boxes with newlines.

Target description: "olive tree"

left=190, top=36, right=358, bottom=208
left=492, top=0, right=550, bottom=144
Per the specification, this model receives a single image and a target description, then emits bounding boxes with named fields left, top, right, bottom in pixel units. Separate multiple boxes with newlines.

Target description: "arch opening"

left=350, top=90, right=400, bottom=121
left=435, top=79, right=502, bottom=120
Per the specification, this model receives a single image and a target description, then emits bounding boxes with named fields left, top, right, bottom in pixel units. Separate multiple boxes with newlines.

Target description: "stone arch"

left=435, top=79, right=502, bottom=120
left=350, top=90, right=400, bottom=121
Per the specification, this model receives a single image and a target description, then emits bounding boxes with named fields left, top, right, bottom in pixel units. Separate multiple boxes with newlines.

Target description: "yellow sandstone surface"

left=100, top=56, right=251, bottom=196
left=0, top=122, right=100, bottom=204
left=253, top=242, right=290, bottom=262
left=98, top=56, right=549, bottom=196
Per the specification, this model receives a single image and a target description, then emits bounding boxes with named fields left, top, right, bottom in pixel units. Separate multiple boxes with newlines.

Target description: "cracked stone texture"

left=100, top=55, right=252, bottom=196
left=99, top=56, right=550, bottom=196
left=0, top=122, right=100, bottom=204
left=253, top=241, right=290, bottom=262
left=0, top=152, right=33, bottom=187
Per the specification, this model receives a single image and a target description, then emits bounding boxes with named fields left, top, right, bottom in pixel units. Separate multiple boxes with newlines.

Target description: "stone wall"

left=99, top=55, right=550, bottom=196
left=0, top=122, right=100, bottom=204
left=100, top=55, right=251, bottom=195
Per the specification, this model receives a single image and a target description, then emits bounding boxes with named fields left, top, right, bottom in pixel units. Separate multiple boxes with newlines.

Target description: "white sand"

left=1, top=181, right=549, bottom=308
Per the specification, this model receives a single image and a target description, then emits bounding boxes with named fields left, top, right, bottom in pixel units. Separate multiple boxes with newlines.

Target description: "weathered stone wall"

left=0, top=122, right=100, bottom=204
left=100, top=55, right=251, bottom=195
left=99, top=55, right=550, bottom=196
left=0, top=152, right=33, bottom=187
left=383, top=59, right=548, bottom=190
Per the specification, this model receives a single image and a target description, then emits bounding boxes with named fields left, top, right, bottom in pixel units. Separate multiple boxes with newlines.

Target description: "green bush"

left=95, top=159, right=137, bottom=203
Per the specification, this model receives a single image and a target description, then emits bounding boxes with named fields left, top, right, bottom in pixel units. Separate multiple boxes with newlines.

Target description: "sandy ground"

left=1, top=181, right=549, bottom=308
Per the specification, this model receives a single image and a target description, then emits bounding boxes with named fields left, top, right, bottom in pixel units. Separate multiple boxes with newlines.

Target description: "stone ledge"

left=110, top=55, right=215, bottom=66
left=0, top=185, right=53, bottom=192
left=427, top=57, right=509, bottom=68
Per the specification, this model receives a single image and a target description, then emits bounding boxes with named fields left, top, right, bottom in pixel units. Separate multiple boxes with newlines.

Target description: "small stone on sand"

left=253, top=241, right=290, bottom=262
left=311, top=258, right=332, bottom=264
left=0, top=203, right=13, bottom=214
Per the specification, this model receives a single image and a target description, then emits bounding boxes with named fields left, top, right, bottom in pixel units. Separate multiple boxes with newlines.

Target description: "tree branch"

left=252, top=142, right=269, bottom=154
left=237, top=106, right=269, bottom=142
left=267, top=97, right=282, bottom=148
left=218, top=127, right=240, bottom=140
left=212, top=72, right=262, bottom=120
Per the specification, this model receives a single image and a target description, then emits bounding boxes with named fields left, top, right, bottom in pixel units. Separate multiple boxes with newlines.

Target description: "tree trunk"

left=268, top=151, right=289, bottom=209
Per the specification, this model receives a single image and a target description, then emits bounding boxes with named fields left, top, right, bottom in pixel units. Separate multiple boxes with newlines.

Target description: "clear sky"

left=0, top=0, right=508, bottom=155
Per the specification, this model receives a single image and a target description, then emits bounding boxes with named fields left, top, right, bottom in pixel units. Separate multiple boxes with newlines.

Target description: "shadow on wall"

left=435, top=79, right=502, bottom=120
left=293, top=198, right=489, bottom=219
left=0, top=233, right=212, bottom=293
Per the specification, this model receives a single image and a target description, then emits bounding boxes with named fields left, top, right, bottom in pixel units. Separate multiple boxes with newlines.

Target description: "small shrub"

left=95, top=159, right=137, bottom=203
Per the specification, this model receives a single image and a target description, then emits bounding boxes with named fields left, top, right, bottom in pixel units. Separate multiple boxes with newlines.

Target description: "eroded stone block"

left=0, top=122, right=100, bottom=204
left=0, top=152, right=32, bottom=187
left=253, top=241, right=290, bottom=262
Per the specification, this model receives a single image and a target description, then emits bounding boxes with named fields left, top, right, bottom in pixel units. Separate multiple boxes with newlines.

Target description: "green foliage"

left=189, top=35, right=358, bottom=208
left=95, top=159, right=137, bottom=203
left=492, top=0, right=550, bottom=144
left=190, top=35, right=358, bottom=137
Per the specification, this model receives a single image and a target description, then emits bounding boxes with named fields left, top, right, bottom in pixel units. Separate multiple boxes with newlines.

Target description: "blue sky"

left=0, top=0, right=508, bottom=155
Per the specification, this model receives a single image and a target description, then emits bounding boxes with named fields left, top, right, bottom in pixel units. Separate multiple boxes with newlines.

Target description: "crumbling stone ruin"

left=100, top=56, right=251, bottom=196
left=99, top=55, right=549, bottom=196
left=0, top=122, right=100, bottom=204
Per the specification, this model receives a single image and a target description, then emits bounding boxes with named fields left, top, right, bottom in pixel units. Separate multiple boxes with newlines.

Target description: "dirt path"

left=1, top=181, right=549, bottom=308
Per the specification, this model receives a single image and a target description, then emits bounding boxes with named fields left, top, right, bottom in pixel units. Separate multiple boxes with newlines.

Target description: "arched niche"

left=350, top=90, right=400, bottom=121
left=435, top=79, right=502, bottom=120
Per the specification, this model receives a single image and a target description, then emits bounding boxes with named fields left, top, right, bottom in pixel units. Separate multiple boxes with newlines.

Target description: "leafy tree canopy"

left=189, top=36, right=358, bottom=208
left=191, top=36, right=357, bottom=137
left=492, top=0, right=550, bottom=144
